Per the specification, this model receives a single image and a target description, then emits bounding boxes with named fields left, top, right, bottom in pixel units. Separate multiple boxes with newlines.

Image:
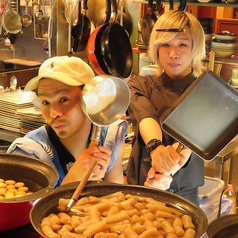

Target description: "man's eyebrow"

left=38, top=88, right=70, bottom=97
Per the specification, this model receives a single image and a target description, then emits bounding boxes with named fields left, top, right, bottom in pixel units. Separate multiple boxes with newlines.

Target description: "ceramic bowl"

left=211, top=41, right=237, bottom=49
left=214, top=50, right=235, bottom=58
left=214, top=33, right=237, bottom=41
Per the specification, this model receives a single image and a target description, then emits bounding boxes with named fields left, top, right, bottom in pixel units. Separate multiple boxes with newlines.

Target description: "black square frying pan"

left=162, top=71, right=238, bottom=161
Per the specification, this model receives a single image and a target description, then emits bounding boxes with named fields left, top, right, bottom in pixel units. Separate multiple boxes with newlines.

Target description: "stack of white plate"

left=211, top=33, right=237, bottom=58
left=0, top=91, right=37, bottom=133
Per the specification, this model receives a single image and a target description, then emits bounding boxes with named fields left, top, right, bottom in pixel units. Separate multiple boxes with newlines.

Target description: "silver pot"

left=81, top=75, right=130, bottom=126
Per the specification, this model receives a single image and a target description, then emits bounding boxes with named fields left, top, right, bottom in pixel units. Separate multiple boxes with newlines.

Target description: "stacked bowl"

left=211, top=32, right=237, bottom=58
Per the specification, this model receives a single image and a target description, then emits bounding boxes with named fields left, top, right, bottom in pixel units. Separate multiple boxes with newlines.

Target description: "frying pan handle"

left=110, top=0, right=117, bottom=22
left=104, top=0, right=111, bottom=24
left=178, top=0, right=187, bottom=11
left=147, top=0, right=153, bottom=9
left=176, top=143, right=184, bottom=155
left=169, top=0, right=174, bottom=10
left=155, top=0, right=161, bottom=12
left=82, top=0, right=88, bottom=10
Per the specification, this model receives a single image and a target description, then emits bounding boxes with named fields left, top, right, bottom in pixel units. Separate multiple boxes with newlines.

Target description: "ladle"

left=21, top=0, right=32, bottom=27
left=10, top=75, right=17, bottom=90
left=35, top=0, right=44, bottom=20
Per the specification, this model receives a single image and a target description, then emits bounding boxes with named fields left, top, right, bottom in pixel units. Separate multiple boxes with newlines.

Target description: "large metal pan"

left=0, top=153, right=58, bottom=232
left=162, top=71, right=238, bottom=161
left=30, top=181, right=208, bottom=238
left=206, top=214, right=238, bottom=238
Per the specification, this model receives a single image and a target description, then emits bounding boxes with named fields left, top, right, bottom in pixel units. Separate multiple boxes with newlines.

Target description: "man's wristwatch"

left=145, top=139, right=164, bottom=153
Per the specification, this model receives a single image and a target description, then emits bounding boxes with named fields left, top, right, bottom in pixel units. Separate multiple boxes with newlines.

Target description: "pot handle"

left=110, top=0, right=117, bottom=23
left=155, top=0, right=163, bottom=16
left=103, top=0, right=111, bottom=24
left=169, top=0, right=173, bottom=10
left=178, top=0, right=187, bottom=11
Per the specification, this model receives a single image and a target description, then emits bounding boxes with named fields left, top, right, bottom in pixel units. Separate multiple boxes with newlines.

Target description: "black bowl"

left=207, top=214, right=238, bottom=238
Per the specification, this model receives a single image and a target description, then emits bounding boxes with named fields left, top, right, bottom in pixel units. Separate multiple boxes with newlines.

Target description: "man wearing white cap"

left=7, top=56, right=127, bottom=187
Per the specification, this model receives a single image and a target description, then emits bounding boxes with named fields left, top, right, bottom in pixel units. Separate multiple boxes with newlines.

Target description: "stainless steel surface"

left=81, top=75, right=130, bottom=126
left=162, top=71, right=238, bottom=161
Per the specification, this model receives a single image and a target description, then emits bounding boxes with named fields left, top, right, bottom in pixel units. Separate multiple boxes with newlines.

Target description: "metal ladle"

left=21, top=0, right=32, bottom=27
left=35, top=0, right=44, bottom=20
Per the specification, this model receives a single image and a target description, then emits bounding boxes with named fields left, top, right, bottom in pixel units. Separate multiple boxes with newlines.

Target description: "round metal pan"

left=30, top=181, right=208, bottom=237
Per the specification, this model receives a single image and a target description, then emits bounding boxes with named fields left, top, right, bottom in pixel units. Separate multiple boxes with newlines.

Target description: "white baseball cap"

left=24, top=56, right=95, bottom=91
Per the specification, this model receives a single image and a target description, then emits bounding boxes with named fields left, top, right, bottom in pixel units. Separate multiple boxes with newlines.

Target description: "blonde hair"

left=149, top=10, right=206, bottom=78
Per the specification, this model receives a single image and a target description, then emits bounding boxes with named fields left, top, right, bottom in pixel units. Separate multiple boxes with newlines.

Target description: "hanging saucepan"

left=81, top=75, right=130, bottom=126
left=87, top=0, right=111, bottom=75
left=141, top=0, right=157, bottom=47
left=21, top=0, right=32, bottom=27
left=2, top=3, right=22, bottom=34
left=100, top=0, right=133, bottom=78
